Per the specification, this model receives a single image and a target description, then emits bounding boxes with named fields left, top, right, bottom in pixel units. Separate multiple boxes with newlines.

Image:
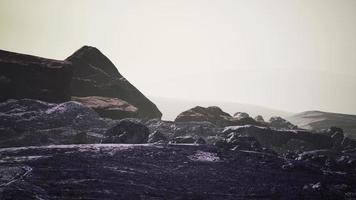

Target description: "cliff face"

left=0, top=49, right=72, bottom=103
left=67, top=46, right=162, bottom=119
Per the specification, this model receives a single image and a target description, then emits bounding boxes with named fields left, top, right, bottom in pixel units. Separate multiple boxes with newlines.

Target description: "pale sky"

left=1, top=0, right=356, bottom=114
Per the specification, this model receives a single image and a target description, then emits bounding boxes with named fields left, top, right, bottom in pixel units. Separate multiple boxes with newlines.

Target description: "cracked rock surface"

left=0, top=144, right=355, bottom=200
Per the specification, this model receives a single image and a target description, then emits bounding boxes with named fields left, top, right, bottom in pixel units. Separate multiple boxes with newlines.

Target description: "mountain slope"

left=287, top=111, right=356, bottom=139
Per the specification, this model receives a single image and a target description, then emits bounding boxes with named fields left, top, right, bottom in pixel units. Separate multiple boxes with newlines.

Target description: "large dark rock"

left=104, top=119, right=149, bottom=144
left=0, top=144, right=354, bottom=199
left=0, top=49, right=72, bottom=103
left=67, top=46, right=162, bottom=119
left=72, top=96, right=138, bottom=119
left=174, top=106, right=235, bottom=127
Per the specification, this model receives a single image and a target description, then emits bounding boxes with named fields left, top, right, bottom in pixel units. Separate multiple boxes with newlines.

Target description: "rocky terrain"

left=1, top=144, right=355, bottom=200
left=0, top=47, right=356, bottom=199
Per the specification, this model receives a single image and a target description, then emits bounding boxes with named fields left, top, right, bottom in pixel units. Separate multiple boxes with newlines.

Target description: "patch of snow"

left=188, top=150, right=220, bottom=162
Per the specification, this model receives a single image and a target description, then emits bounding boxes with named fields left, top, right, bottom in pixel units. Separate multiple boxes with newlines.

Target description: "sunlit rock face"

left=72, top=96, right=138, bottom=119
left=0, top=49, right=72, bottom=103
left=67, top=46, right=162, bottom=119
left=1, top=144, right=354, bottom=200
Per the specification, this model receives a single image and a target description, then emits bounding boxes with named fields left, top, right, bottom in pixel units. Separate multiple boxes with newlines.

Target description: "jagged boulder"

left=67, top=46, right=162, bottom=119
left=0, top=49, right=72, bottom=103
left=104, top=119, right=149, bottom=144
left=269, top=116, right=298, bottom=130
left=72, top=96, right=138, bottom=119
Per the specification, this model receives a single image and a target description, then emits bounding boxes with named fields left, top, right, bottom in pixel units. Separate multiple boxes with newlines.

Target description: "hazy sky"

left=1, top=0, right=356, bottom=114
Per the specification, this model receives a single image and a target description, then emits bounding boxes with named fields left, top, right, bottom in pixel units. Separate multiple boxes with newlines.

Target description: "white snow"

left=188, top=150, right=220, bottom=162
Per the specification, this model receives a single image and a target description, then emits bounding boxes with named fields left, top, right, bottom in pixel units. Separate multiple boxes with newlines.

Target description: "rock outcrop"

left=72, top=96, right=138, bottom=119
left=67, top=46, right=162, bottom=119
left=175, top=106, right=264, bottom=127
left=0, top=49, right=72, bottom=103
left=174, top=106, right=233, bottom=126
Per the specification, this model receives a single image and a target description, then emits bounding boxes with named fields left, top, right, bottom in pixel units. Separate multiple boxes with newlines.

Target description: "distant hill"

left=150, top=96, right=293, bottom=121
left=287, top=111, right=356, bottom=139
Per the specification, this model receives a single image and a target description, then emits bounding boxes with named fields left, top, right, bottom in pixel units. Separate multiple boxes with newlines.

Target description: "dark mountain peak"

left=67, top=45, right=101, bottom=59
left=67, top=45, right=162, bottom=119
left=66, top=45, right=121, bottom=77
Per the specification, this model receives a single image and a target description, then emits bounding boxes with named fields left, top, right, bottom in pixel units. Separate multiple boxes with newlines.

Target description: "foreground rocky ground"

left=1, top=144, right=355, bottom=200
